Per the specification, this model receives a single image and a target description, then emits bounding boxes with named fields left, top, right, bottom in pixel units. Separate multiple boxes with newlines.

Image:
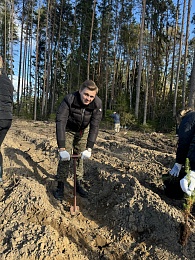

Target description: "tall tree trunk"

left=34, top=1, right=42, bottom=121
left=52, top=0, right=63, bottom=113
left=182, top=0, right=192, bottom=109
left=20, top=34, right=28, bottom=112
left=42, top=0, right=50, bottom=118
left=143, top=62, right=147, bottom=125
left=110, top=0, right=119, bottom=111
left=87, top=0, right=96, bottom=80
left=68, top=2, right=77, bottom=92
left=170, top=0, right=179, bottom=95
left=173, top=0, right=185, bottom=116
left=143, top=30, right=151, bottom=125
left=50, top=1, right=57, bottom=114
left=10, top=0, right=14, bottom=81
left=28, top=0, right=35, bottom=115
left=162, top=10, right=170, bottom=101
left=17, top=0, right=25, bottom=116
left=188, top=49, right=195, bottom=109
left=104, top=21, right=110, bottom=115
left=135, top=0, right=146, bottom=119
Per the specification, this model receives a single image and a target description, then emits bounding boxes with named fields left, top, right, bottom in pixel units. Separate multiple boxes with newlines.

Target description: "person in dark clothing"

left=54, top=79, right=102, bottom=200
left=0, top=56, right=14, bottom=182
left=169, top=108, right=195, bottom=196
left=111, top=112, right=120, bottom=133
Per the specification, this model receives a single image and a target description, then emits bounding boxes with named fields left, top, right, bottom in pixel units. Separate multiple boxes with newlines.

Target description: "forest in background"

left=0, top=0, right=195, bottom=132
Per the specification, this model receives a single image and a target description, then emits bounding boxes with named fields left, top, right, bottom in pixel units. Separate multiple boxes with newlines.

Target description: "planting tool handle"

left=70, top=154, right=80, bottom=216
left=71, top=154, right=81, bottom=159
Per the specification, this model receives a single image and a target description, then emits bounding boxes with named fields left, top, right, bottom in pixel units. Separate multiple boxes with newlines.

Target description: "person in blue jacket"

left=111, top=112, right=120, bottom=133
left=0, top=56, right=14, bottom=182
left=169, top=108, right=195, bottom=196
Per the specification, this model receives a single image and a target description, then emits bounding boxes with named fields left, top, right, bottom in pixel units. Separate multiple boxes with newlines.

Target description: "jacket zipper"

left=80, top=108, right=85, bottom=136
left=81, top=108, right=85, bottom=122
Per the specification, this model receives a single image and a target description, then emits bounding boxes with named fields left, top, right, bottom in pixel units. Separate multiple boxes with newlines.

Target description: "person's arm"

left=56, top=96, right=70, bottom=148
left=170, top=113, right=195, bottom=177
left=81, top=97, right=102, bottom=160
left=176, top=123, right=195, bottom=165
left=86, top=97, right=102, bottom=149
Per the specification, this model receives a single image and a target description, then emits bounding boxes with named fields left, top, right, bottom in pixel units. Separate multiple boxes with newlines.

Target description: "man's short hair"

left=176, top=108, right=193, bottom=125
left=79, top=80, right=98, bottom=93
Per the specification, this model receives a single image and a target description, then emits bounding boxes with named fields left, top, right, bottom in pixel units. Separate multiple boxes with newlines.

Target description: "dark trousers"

left=0, top=119, right=12, bottom=178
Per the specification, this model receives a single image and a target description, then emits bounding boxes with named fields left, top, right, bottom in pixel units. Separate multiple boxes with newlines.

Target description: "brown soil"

left=0, top=119, right=194, bottom=260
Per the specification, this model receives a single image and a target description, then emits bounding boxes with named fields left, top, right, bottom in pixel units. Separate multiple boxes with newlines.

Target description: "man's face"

left=79, top=88, right=96, bottom=105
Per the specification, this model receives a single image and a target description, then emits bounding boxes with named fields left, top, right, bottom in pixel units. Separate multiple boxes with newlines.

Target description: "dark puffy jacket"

left=0, top=74, right=14, bottom=119
left=56, top=91, right=102, bottom=149
left=176, top=111, right=195, bottom=170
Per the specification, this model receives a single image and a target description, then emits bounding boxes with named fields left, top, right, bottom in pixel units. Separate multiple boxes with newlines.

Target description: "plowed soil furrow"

left=0, top=119, right=194, bottom=260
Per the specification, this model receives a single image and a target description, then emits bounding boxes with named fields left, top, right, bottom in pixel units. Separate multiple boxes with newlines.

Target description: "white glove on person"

left=180, top=171, right=195, bottom=196
left=81, top=149, right=91, bottom=160
left=169, top=163, right=182, bottom=177
left=59, top=150, right=70, bottom=161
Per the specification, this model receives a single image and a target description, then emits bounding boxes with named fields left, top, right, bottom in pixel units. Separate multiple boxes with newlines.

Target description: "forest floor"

left=0, top=118, right=194, bottom=260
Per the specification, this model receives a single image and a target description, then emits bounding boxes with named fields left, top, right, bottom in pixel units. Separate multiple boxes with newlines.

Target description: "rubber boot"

left=76, top=180, right=88, bottom=198
left=53, top=181, right=64, bottom=200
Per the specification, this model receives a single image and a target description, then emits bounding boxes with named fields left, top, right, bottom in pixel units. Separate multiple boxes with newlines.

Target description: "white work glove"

left=180, top=171, right=195, bottom=196
left=169, top=163, right=182, bottom=177
left=59, top=150, right=70, bottom=161
left=81, top=148, right=91, bottom=160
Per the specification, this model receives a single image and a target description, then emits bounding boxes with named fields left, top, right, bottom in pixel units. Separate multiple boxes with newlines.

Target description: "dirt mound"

left=0, top=119, right=194, bottom=259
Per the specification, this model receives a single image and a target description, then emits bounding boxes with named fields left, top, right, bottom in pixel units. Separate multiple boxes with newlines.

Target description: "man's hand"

left=81, top=148, right=91, bottom=159
left=169, top=163, right=182, bottom=177
left=180, top=171, right=195, bottom=196
left=59, top=150, right=70, bottom=161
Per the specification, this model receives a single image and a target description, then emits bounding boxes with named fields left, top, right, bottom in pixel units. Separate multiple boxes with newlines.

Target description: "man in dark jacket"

left=169, top=108, right=195, bottom=196
left=54, top=79, right=102, bottom=200
left=0, top=56, right=14, bottom=182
